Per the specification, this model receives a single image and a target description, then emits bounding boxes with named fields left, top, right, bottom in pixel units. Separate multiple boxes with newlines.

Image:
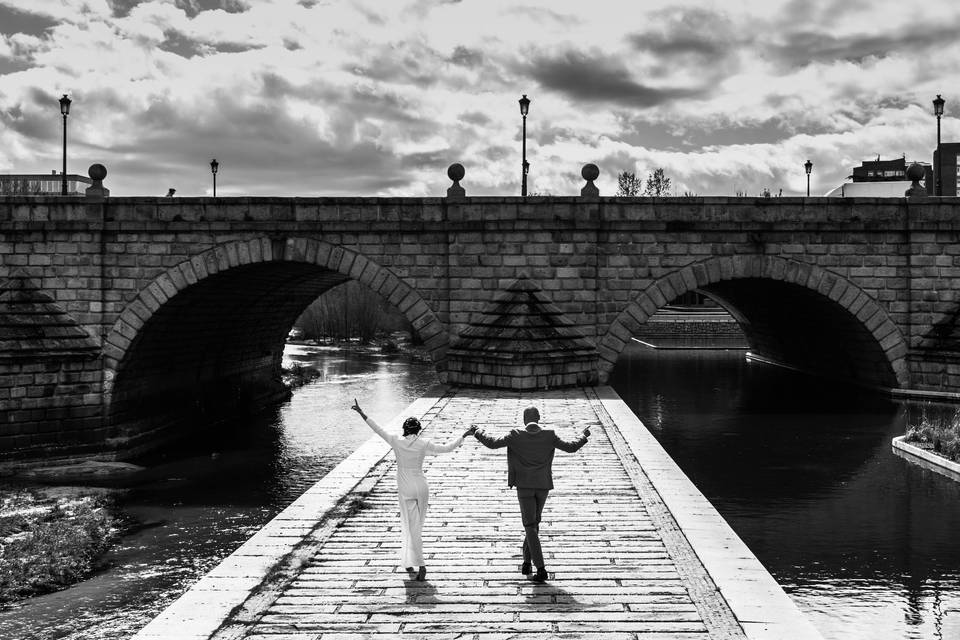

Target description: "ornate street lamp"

left=804, top=159, right=813, bottom=197
left=518, top=94, right=530, bottom=197
left=59, top=94, right=71, bottom=195
left=934, top=94, right=945, bottom=196
left=210, top=158, right=219, bottom=197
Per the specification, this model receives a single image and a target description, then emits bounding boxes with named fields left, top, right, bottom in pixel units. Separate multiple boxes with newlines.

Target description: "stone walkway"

left=133, top=387, right=822, bottom=640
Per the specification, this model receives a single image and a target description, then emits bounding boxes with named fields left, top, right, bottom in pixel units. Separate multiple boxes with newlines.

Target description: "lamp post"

left=59, top=94, right=71, bottom=195
left=210, top=158, right=219, bottom=197
left=804, top=159, right=812, bottom=197
left=934, top=94, right=945, bottom=196
left=518, top=94, right=530, bottom=197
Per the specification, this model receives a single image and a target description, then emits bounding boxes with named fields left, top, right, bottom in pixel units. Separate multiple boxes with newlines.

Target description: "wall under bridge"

left=1, top=193, right=959, bottom=459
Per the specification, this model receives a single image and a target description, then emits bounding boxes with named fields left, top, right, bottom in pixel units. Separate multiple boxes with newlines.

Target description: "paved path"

left=133, top=386, right=822, bottom=640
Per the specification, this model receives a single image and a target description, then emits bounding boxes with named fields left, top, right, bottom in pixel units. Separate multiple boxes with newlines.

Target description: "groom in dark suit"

left=474, top=406, right=590, bottom=582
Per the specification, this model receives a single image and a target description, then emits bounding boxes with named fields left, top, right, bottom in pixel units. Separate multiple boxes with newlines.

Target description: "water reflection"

left=0, top=345, right=438, bottom=640
left=610, top=343, right=960, bottom=640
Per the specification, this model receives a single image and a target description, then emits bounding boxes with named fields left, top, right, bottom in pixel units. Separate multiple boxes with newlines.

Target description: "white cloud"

left=0, top=0, right=958, bottom=196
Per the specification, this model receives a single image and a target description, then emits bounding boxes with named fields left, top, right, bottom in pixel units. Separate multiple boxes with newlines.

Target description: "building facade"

left=933, top=143, right=960, bottom=197
left=0, top=173, right=93, bottom=196
left=825, top=157, right=934, bottom=197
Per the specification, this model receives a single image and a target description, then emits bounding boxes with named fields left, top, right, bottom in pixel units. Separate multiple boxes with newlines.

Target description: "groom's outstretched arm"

left=554, top=429, right=589, bottom=453
left=474, top=428, right=511, bottom=449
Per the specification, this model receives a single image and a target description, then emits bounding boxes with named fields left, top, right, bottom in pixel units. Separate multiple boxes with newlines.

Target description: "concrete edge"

left=889, top=387, right=960, bottom=402
left=593, top=386, right=824, bottom=640
left=130, top=385, right=450, bottom=640
left=892, top=435, right=960, bottom=481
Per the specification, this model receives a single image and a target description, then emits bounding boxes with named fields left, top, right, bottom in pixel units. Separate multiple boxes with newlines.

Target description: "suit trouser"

left=517, top=488, right=549, bottom=568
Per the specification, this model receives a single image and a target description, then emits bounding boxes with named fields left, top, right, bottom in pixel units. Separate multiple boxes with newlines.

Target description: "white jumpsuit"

left=364, top=417, right=464, bottom=567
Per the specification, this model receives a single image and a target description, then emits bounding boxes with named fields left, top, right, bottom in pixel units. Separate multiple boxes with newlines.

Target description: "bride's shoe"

left=416, top=565, right=427, bottom=581
left=405, top=566, right=415, bottom=573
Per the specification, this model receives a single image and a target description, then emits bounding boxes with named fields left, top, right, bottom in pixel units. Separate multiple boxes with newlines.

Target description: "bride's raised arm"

left=351, top=399, right=397, bottom=446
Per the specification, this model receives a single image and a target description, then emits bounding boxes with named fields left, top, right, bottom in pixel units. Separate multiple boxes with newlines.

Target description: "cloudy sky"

left=1, top=0, right=958, bottom=197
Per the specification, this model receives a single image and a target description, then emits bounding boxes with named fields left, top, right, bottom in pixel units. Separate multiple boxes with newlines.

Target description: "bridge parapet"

left=0, top=195, right=951, bottom=226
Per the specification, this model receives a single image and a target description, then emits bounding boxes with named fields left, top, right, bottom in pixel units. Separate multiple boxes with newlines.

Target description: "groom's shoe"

left=531, top=567, right=548, bottom=583
left=415, top=566, right=427, bottom=581
left=520, top=562, right=532, bottom=575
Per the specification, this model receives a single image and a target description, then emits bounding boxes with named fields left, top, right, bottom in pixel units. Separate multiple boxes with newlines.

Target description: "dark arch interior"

left=109, top=262, right=353, bottom=448
left=693, top=278, right=897, bottom=389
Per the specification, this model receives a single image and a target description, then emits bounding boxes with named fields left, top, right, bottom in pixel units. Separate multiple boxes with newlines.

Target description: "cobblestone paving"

left=228, top=387, right=746, bottom=639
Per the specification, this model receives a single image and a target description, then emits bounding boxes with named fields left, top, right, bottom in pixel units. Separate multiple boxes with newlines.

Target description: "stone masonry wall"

left=1, top=194, right=959, bottom=458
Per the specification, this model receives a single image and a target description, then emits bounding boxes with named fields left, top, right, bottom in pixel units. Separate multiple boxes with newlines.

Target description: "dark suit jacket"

left=475, top=424, right=588, bottom=490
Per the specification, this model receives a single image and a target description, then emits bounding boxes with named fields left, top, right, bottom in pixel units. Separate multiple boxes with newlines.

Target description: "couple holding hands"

left=351, top=400, right=591, bottom=583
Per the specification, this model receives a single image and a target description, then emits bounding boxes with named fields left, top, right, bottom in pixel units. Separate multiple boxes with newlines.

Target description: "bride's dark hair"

left=402, top=417, right=422, bottom=436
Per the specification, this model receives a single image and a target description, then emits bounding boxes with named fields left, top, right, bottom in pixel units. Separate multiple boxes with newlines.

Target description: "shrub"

left=282, top=362, right=321, bottom=390
left=905, top=405, right=960, bottom=462
left=0, top=495, right=114, bottom=603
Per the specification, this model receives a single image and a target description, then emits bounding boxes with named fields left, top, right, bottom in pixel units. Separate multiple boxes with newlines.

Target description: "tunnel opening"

left=106, top=260, right=425, bottom=456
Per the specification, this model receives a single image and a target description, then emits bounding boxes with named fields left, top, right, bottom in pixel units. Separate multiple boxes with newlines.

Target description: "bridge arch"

left=102, top=237, right=447, bottom=443
left=597, top=255, right=909, bottom=390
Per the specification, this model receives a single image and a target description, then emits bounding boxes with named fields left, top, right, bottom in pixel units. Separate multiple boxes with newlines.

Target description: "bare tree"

left=295, top=280, right=410, bottom=343
left=616, top=171, right=643, bottom=196
left=643, top=168, right=672, bottom=197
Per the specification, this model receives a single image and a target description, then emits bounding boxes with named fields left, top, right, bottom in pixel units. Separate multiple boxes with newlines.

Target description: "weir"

left=131, top=386, right=823, bottom=640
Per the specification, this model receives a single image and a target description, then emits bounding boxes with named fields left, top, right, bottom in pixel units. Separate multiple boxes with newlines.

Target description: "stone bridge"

left=2, top=185, right=960, bottom=459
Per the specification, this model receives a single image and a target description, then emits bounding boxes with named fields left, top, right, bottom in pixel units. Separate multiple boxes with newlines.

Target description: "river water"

left=0, top=345, right=439, bottom=640
left=1, top=343, right=959, bottom=639
left=611, top=343, right=960, bottom=640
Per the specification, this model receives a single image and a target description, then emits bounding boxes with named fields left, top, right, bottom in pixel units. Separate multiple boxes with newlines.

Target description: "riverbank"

left=902, top=406, right=960, bottom=464
left=0, top=485, right=122, bottom=604
left=286, top=336, right=431, bottom=360
left=282, top=338, right=432, bottom=389
left=892, top=436, right=960, bottom=482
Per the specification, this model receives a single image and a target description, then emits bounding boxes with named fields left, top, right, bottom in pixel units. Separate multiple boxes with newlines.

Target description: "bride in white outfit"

left=351, top=399, right=475, bottom=581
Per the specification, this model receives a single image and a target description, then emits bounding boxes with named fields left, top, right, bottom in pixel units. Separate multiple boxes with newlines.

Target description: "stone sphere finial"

left=580, top=163, right=599, bottom=198
left=446, top=163, right=466, bottom=198
left=905, top=162, right=926, bottom=199
left=86, top=163, right=110, bottom=199
left=905, top=163, right=925, bottom=182
left=448, top=163, right=465, bottom=182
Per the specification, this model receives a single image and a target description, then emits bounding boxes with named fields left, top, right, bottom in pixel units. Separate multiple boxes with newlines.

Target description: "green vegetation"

left=0, top=488, right=117, bottom=603
left=904, top=407, right=960, bottom=462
